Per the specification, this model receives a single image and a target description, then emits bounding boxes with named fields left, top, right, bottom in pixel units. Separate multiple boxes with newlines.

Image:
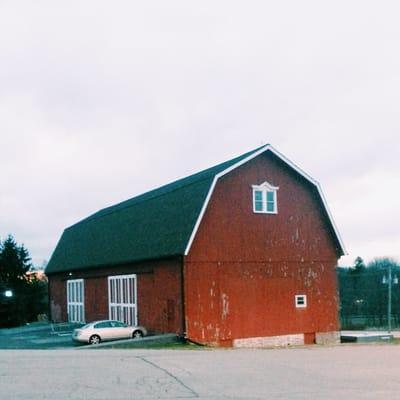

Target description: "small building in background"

left=26, top=270, right=48, bottom=282
left=46, top=145, right=345, bottom=346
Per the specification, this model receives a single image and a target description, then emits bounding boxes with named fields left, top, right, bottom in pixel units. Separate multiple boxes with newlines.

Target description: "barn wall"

left=184, top=260, right=338, bottom=346
left=47, top=258, right=183, bottom=334
left=137, top=262, right=183, bottom=333
left=185, top=151, right=340, bottom=346
left=48, top=277, right=67, bottom=323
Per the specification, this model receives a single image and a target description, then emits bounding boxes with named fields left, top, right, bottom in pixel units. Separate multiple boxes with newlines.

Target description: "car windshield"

left=81, top=323, right=93, bottom=329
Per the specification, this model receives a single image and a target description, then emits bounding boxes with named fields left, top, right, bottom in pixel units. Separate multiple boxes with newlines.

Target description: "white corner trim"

left=184, top=144, right=347, bottom=256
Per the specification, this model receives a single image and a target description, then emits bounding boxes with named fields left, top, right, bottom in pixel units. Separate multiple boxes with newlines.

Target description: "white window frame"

left=67, top=279, right=85, bottom=323
left=108, top=274, right=137, bottom=326
left=252, top=181, right=279, bottom=214
left=295, top=294, right=307, bottom=308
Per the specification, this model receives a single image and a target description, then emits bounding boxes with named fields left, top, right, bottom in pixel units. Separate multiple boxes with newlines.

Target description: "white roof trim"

left=184, top=144, right=347, bottom=256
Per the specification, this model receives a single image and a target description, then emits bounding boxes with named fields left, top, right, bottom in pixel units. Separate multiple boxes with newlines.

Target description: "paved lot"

left=1, top=345, right=400, bottom=399
left=0, top=326, right=76, bottom=349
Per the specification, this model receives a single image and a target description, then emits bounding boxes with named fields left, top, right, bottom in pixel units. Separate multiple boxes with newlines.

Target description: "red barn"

left=46, top=145, right=345, bottom=346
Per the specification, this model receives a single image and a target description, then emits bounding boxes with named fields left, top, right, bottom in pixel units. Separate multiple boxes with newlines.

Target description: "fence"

left=340, top=314, right=400, bottom=330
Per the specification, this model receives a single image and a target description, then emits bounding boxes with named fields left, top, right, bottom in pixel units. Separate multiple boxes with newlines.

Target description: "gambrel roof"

left=46, top=145, right=345, bottom=275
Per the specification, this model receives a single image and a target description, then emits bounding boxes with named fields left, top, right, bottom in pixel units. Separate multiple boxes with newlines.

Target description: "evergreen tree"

left=352, top=256, right=366, bottom=274
left=0, top=235, right=47, bottom=327
left=0, top=235, right=31, bottom=288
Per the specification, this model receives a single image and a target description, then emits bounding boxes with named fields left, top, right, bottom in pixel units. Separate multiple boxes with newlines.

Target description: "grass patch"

left=95, top=337, right=207, bottom=350
left=129, top=341, right=203, bottom=350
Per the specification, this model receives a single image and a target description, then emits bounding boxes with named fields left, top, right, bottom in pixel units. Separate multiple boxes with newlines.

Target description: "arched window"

left=252, top=181, right=279, bottom=214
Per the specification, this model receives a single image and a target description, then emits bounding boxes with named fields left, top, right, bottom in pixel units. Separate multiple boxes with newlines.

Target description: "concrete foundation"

left=233, top=333, right=304, bottom=348
left=232, top=330, right=340, bottom=348
left=315, top=331, right=340, bottom=345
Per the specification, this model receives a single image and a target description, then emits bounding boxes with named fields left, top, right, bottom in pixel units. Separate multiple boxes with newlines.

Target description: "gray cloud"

left=1, top=1, right=399, bottom=266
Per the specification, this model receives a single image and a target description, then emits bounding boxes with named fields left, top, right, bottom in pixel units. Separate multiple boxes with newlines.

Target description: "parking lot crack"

left=136, top=356, right=199, bottom=398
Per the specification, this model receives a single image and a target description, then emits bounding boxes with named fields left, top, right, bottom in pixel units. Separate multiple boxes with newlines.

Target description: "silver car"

left=72, top=320, right=147, bottom=344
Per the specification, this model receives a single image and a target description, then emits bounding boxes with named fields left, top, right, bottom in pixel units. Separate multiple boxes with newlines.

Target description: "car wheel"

left=132, top=330, right=143, bottom=339
left=89, top=335, right=101, bottom=345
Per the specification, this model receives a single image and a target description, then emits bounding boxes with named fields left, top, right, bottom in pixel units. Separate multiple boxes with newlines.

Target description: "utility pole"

left=388, top=263, right=392, bottom=333
left=383, top=263, right=398, bottom=333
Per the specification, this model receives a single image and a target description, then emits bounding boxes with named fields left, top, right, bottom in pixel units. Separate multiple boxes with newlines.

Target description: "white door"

left=108, top=275, right=137, bottom=326
left=67, top=279, right=85, bottom=323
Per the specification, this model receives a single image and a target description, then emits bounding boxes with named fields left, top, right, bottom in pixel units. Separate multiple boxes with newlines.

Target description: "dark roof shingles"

left=46, top=146, right=264, bottom=274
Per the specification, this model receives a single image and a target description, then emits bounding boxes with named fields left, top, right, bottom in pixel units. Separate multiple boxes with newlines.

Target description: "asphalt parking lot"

left=2, top=345, right=400, bottom=400
left=0, top=324, right=76, bottom=349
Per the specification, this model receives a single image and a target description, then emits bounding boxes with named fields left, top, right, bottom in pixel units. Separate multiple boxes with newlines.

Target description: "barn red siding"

left=137, top=262, right=183, bottom=333
left=48, top=277, right=67, bottom=323
left=48, top=259, right=183, bottom=334
left=84, top=276, right=109, bottom=321
left=185, top=151, right=340, bottom=345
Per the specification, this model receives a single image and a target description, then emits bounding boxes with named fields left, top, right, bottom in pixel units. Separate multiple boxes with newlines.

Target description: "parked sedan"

left=72, top=320, right=147, bottom=344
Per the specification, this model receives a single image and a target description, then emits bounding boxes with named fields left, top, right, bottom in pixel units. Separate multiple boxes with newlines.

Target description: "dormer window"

left=252, top=181, right=279, bottom=214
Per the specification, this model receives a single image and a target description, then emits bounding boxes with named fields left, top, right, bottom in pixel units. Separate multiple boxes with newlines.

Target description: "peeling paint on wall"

left=184, top=153, right=340, bottom=346
left=221, top=293, right=229, bottom=320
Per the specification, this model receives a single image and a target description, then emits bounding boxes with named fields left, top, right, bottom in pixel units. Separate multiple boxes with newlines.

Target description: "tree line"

left=0, top=236, right=48, bottom=327
left=338, top=256, right=400, bottom=329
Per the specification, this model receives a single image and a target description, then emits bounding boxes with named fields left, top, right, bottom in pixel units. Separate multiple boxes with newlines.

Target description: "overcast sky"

left=1, top=1, right=399, bottom=268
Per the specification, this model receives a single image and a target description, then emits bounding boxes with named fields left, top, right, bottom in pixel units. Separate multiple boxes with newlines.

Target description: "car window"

left=110, top=321, right=126, bottom=328
left=94, top=321, right=112, bottom=329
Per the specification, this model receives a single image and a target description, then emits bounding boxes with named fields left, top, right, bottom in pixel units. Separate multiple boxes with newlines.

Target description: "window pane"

left=296, top=295, right=307, bottom=307
left=111, top=279, right=117, bottom=303
left=254, top=190, right=263, bottom=201
left=255, top=201, right=263, bottom=211
left=266, top=191, right=274, bottom=202
left=266, top=201, right=275, bottom=212
left=124, top=279, right=128, bottom=303
left=130, top=278, right=136, bottom=304
left=79, top=282, right=82, bottom=302
left=117, top=280, right=121, bottom=303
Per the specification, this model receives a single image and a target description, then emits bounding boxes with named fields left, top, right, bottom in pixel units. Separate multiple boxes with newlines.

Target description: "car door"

left=110, top=321, right=131, bottom=339
left=94, top=321, right=113, bottom=341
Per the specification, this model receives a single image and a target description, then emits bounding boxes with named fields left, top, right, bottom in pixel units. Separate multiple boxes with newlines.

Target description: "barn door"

left=108, top=275, right=137, bottom=326
left=67, top=279, right=85, bottom=323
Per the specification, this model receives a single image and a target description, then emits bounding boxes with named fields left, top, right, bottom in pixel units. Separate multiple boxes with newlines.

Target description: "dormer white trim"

left=252, top=181, right=279, bottom=191
left=184, top=144, right=347, bottom=256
